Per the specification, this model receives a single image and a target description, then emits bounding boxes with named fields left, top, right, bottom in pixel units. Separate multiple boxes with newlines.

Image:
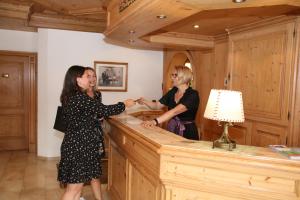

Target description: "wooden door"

left=0, top=51, right=37, bottom=151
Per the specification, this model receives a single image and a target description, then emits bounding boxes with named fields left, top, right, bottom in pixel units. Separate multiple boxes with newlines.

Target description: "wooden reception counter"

left=105, top=108, right=300, bottom=200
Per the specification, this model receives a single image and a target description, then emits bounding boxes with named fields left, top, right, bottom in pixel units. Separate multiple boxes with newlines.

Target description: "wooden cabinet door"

left=0, top=52, right=36, bottom=151
left=228, top=22, right=295, bottom=146
left=252, top=123, right=287, bottom=146
left=109, top=144, right=127, bottom=200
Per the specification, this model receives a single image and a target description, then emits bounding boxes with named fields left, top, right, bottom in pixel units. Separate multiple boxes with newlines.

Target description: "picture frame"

left=94, top=61, right=128, bottom=92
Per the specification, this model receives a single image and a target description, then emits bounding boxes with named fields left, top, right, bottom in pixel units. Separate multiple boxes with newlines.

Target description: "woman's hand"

left=141, top=119, right=157, bottom=128
left=123, top=99, right=136, bottom=108
left=136, top=97, right=146, bottom=105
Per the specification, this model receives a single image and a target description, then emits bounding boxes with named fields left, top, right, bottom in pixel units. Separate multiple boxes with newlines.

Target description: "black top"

left=159, top=87, right=199, bottom=121
left=58, top=91, right=125, bottom=184
left=94, top=90, right=102, bottom=102
left=159, top=87, right=200, bottom=140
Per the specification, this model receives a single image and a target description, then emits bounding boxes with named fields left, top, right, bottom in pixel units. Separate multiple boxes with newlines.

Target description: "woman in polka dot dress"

left=58, top=65, right=135, bottom=200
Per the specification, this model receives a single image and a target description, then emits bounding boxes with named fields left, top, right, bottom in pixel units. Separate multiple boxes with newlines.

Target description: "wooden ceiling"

left=0, top=0, right=108, bottom=32
left=1, top=0, right=300, bottom=50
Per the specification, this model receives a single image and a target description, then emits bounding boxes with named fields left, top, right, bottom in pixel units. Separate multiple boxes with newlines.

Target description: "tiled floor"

left=0, top=151, right=110, bottom=200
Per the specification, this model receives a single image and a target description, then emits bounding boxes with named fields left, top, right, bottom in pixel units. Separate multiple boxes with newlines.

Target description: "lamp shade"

left=204, top=89, right=245, bottom=122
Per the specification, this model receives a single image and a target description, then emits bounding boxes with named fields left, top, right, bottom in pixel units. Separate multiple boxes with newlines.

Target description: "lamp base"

left=212, top=122, right=236, bottom=151
left=213, top=139, right=236, bottom=151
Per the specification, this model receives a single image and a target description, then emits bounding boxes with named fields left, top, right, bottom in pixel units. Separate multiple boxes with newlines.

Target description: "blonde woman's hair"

left=174, top=65, right=193, bottom=85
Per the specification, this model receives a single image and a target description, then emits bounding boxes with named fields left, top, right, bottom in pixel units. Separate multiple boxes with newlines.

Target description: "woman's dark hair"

left=60, top=65, right=86, bottom=104
left=85, top=66, right=95, bottom=72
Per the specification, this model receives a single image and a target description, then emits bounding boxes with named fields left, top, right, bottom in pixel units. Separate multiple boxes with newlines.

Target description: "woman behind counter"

left=138, top=65, right=200, bottom=140
left=58, top=65, right=135, bottom=200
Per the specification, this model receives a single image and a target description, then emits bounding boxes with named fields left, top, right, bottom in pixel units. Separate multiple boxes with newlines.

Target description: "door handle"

left=1, top=73, right=9, bottom=78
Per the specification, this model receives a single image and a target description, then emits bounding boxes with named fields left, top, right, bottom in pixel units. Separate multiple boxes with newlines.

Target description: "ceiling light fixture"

left=156, top=14, right=167, bottom=19
left=193, top=24, right=200, bottom=29
left=232, top=0, right=246, bottom=3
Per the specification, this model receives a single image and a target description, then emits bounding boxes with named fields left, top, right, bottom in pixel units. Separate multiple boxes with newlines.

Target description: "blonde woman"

left=138, top=65, right=200, bottom=140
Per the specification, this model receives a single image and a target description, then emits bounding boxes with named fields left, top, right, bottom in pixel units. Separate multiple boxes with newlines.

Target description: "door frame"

left=0, top=50, right=37, bottom=153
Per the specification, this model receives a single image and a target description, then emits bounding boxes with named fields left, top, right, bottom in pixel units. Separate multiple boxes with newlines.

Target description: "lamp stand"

left=213, top=122, right=236, bottom=151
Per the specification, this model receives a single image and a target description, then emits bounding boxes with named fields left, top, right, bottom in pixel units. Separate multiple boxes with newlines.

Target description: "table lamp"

left=204, top=89, right=245, bottom=151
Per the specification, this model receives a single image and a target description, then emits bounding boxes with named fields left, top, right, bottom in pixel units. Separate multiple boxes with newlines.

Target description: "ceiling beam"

left=30, top=0, right=68, bottom=15
left=143, top=32, right=214, bottom=49
left=68, top=7, right=106, bottom=16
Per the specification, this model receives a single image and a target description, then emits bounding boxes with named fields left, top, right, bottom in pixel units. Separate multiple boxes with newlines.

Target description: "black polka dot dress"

left=58, top=92, right=125, bottom=184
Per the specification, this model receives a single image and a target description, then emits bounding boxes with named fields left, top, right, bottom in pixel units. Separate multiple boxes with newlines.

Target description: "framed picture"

left=94, top=61, right=128, bottom=92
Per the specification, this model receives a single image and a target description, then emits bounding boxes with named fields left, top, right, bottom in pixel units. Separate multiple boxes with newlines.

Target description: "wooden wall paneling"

left=109, top=142, right=127, bottom=200
left=228, top=120, right=252, bottom=145
left=213, top=39, right=229, bottom=89
left=200, top=38, right=229, bottom=141
left=229, top=22, right=295, bottom=121
left=201, top=120, right=224, bottom=142
left=289, top=18, right=300, bottom=147
left=108, top=121, right=162, bottom=200
left=252, top=122, right=287, bottom=147
left=190, top=51, right=214, bottom=129
left=128, top=163, right=158, bottom=200
left=28, top=54, right=37, bottom=152
left=227, top=20, right=296, bottom=147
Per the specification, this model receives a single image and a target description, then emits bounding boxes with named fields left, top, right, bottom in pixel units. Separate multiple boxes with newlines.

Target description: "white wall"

left=0, top=29, right=38, bottom=52
left=0, top=28, right=163, bottom=157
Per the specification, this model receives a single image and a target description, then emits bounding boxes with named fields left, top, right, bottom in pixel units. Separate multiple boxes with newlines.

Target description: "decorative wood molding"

left=31, top=0, right=68, bottom=15
left=214, top=33, right=229, bottom=43
left=29, top=13, right=106, bottom=33
left=226, top=15, right=297, bottom=35
left=119, top=0, right=136, bottom=12
left=0, top=1, right=108, bottom=33
left=0, top=17, right=37, bottom=32
left=68, top=7, right=107, bottom=16
left=0, top=1, right=30, bottom=19
left=177, top=0, right=300, bottom=10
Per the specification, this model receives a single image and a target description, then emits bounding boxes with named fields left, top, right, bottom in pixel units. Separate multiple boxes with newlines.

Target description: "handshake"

left=123, top=97, right=148, bottom=108
left=123, top=97, right=160, bottom=128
